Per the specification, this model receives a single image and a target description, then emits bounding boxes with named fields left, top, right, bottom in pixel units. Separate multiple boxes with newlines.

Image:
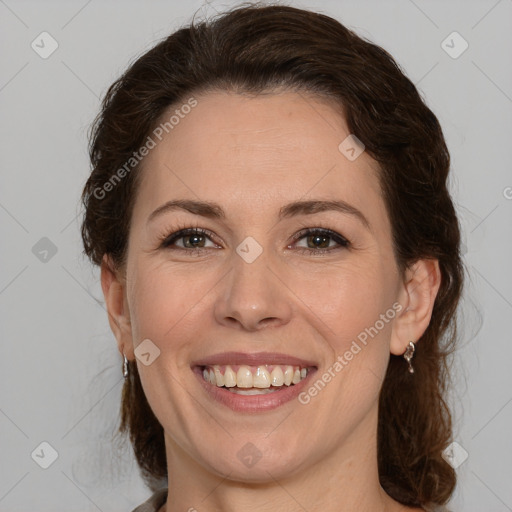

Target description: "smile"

left=202, top=364, right=309, bottom=394
left=192, top=352, right=317, bottom=412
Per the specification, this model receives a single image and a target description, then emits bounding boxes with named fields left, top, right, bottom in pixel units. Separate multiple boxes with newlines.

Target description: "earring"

left=403, top=341, right=416, bottom=374
left=123, top=354, right=129, bottom=379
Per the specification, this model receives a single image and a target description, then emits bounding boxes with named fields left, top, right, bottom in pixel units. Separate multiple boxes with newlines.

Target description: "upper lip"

left=191, top=351, right=318, bottom=368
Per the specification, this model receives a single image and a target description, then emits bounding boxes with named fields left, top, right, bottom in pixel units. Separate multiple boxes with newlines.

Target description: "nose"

left=213, top=251, right=293, bottom=332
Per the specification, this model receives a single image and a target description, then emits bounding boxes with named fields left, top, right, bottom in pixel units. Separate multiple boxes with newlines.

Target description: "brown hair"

left=81, top=3, right=464, bottom=507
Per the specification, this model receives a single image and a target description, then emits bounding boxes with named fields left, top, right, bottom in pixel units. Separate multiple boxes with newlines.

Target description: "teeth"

left=253, top=366, right=271, bottom=388
left=214, top=367, right=224, bottom=387
left=228, top=388, right=276, bottom=395
left=201, top=364, right=310, bottom=389
left=284, top=366, right=294, bottom=386
left=270, top=366, right=284, bottom=386
left=236, top=366, right=253, bottom=388
left=223, top=366, right=237, bottom=387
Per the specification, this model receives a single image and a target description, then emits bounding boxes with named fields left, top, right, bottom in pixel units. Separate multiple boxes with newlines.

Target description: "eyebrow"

left=147, top=198, right=371, bottom=230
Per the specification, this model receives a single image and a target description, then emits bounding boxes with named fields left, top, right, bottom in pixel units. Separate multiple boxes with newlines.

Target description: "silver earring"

left=403, top=341, right=416, bottom=374
left=123, top=354, right=129, bottom=379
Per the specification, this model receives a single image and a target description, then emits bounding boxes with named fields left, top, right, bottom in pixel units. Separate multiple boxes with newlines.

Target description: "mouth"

left=191, top=352, right=317, bottom=412
left=200, top=363, right=310, bottom=393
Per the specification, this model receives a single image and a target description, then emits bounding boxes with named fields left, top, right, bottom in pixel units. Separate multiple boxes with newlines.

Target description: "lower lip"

left=193, top=367, right=317, bottom=413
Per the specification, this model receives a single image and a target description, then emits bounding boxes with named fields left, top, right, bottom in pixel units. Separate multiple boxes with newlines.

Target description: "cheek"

left=127, top=259, right=215, bottom=343
left=126, top=261, right=213, bottom=430
left=295, top=264, right=395, bottom=430
left=290, top=261, right=392, bottom=346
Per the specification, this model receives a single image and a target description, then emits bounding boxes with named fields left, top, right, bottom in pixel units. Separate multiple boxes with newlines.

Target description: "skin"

left=101, top=91, right=440, bottom=512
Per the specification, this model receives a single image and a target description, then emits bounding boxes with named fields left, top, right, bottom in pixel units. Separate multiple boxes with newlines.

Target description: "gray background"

left=1, top=0, right=511, bottom=510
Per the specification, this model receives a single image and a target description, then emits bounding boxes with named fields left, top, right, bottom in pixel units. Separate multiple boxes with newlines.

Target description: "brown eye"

left=162, top=228, right=218, bottom=250
left=306, top=234, right=332, bottom=249
left=293, top=228, right=350, bottom=253
left=182, top=233, right=207, bottom=248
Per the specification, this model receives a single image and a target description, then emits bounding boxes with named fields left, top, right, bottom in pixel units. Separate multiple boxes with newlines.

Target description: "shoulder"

left=130, top=488, right=168, bottom=512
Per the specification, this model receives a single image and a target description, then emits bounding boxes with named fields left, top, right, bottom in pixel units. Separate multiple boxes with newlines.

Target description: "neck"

left=160, top=405, right=410, bottom=512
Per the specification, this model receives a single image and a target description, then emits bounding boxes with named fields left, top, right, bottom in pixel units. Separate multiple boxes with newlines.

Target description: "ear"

left=100, top=254, right=134, bottom=360
left=390, top=258, right=441, bottom=356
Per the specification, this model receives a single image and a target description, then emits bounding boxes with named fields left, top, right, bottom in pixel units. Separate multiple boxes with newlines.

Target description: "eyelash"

left=159, top=225, right=351, bottom=255
left=291, top=227, right=350, bottom=254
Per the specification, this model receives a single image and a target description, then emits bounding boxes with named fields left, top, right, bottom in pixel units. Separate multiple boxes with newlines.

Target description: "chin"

left=196, top=436, right=311, bottom=483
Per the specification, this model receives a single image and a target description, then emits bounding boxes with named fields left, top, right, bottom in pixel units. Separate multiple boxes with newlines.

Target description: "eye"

left=160, top=228, right=220, bottom=250
left=291, top=228, right=350, bottom=254
left=159, top=227, right=349, bottom=254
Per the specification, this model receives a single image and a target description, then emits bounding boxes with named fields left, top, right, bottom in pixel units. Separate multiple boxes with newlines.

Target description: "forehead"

left=133, top=90, right=384, bottom=223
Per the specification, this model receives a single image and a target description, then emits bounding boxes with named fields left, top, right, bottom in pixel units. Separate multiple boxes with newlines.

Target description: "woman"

left=81, top=4, right=463, bottom=511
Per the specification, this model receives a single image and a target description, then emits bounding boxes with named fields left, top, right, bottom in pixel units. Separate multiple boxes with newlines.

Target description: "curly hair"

left=81, top=3, right=464, bottom=507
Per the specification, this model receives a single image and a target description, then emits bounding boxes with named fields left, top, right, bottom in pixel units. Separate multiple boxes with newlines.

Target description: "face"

left=109, top=90, right=417, bottom=482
